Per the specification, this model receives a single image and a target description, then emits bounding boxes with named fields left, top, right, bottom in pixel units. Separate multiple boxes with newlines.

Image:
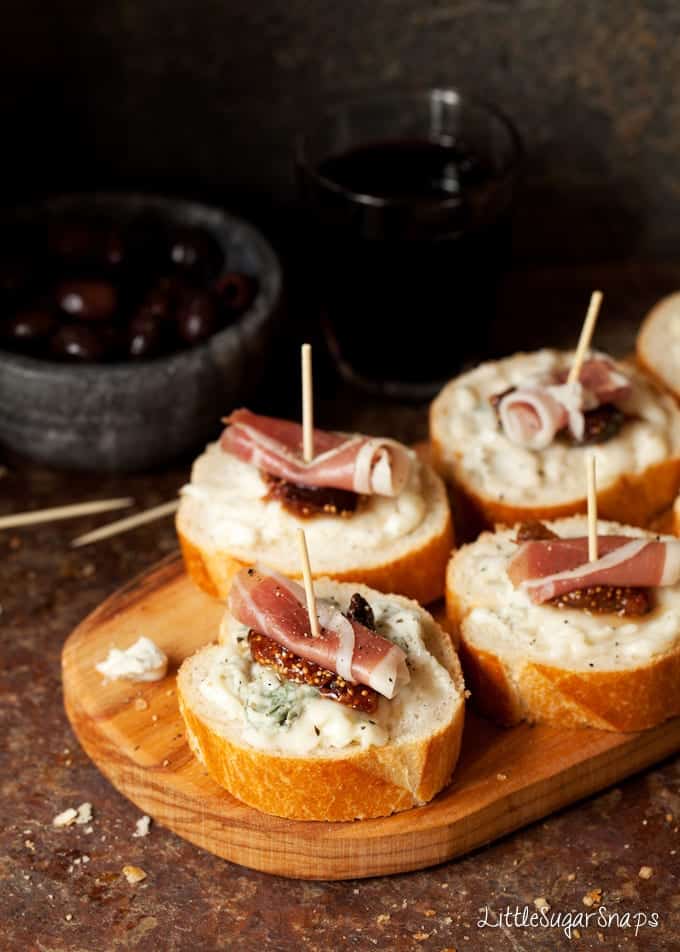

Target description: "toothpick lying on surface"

left=0, top=497, right=133, bottom=531
left=568, top=290, right=603, bottom=385
left=586, top=454, right=598, bottom=562
left=296, top=527, right=320, bottom=638
left=71, top=499, right=179, bottom=548
left=301, top=342, right=314, bottom=463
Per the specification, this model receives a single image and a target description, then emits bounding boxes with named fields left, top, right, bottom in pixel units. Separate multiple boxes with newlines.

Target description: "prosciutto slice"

left=221, top=409, right=412, bottom=497
left=228, top=566, right=410, bottom=699
left=508, top=535, right=680, bottom=603
left=498, top=356, right=632, bottom=449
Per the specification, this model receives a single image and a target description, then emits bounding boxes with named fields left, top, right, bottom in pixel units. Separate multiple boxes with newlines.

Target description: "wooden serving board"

left=63, top=555, right=680, bottom=880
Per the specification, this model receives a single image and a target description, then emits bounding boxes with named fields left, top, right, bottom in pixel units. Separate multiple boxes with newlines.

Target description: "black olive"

left=0, top=308, right=56, bottom=349
left=0, top=254, right=32, bottom=298
left=50, top=324, right=107, bottom=361
left=215, top=272, right=257, bottom=316
left=167, top=227, right=223, bottom=281
left=127, top=309, right=164, bottom=359
left=175, top=290, right=218, bottom=344
left=55, top=280, right=117, bottom=321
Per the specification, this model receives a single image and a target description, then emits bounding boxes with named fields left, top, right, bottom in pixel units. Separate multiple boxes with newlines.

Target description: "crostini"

left=430, top=350, right=680, bottom=528
left=178, top=567, right=465, bottom=820
left=637, top=292, right=680, bottom=403
left=177, top=409, right=453, bottom=604
left=446, top=515, right=680, bottom=731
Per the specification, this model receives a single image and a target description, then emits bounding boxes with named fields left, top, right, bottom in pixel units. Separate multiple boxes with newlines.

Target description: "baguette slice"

left=446, top=516, right=680, bottom=732
left=177, top=444, right=453, bottom=604
left=637, top=292, right=680, bottom=402
left=430, top=349, right=680, bottom=529
left=178, top=579, right=465, bottom=821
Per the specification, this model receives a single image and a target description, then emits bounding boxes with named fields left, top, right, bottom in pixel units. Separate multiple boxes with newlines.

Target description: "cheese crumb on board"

left=96, top=637, right=167, bottom=682
left=75, top=802, right=93, bottom=825
left=52, top=808, right=78, bottom=828
left=132, top=815, right=151, bottom=838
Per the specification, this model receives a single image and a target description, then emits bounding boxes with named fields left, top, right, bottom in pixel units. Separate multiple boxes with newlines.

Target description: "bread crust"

left=177, top=585, right=465, bottom=821
left=446, top=540, right=680, bottom=732
left=636, top=292, right=680, bottom=402
left=178, top=689, right=464, bottom=821
left=431, top=429, right=680, bottom=531
left=177, top=505, right=454, bottom=605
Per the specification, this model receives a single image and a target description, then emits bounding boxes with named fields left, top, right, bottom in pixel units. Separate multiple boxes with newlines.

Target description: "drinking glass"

left=296, top=88, right=522, bottom=398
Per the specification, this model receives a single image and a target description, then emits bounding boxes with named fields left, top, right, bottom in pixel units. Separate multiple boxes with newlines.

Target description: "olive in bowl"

left=0, top=193, right=282, bottom=471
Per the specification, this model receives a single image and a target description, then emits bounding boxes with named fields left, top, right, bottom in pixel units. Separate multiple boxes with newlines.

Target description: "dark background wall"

left=2, top=0, right=680, bottom=263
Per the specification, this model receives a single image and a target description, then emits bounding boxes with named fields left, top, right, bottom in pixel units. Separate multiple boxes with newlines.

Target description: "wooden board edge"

left=62, top=667, right=680, bottom=880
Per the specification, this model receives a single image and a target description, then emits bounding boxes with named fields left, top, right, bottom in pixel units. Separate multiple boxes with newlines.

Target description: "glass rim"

left=295, top=86, right=523, bottom=209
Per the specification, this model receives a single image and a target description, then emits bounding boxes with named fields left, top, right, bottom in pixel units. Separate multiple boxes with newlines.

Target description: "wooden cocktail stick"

left=0, top=497, right=133, bottom=531
left=586, top=454, right=598, bottom=562
left=301, top=343, right=314, bottom=463
left=71, top=499, right=179, bottom=548
left=297, top=527, right=321, bottom=638
left=567, top=290, right=603, bottom=386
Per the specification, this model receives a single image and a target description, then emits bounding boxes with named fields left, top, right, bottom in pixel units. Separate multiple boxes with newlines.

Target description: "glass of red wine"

left=296, top=88, right=522, bottom=398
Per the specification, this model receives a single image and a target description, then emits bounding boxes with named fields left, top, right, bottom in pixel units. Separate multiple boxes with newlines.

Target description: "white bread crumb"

left=52, top=808, right=78, bottom=828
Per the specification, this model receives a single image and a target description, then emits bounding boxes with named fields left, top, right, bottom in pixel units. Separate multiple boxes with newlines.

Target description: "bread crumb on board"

left=638, top=866, right=654, bottom=880
left=533, top=897, right=550, bottom=911
left=122, top=865, right=147, bottom=884
left=52, top=808, right=78, bottom=828
left=582, top=888, right=602, bottom=907
left=52, top=802, right=93, bottom=828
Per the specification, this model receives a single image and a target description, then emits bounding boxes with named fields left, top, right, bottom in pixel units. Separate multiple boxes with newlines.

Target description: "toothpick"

left=0, top=497, right=133, bottom=531
left=586, top=454, right=598, bottom=562
left=568, top=290, right=603, bottom=385
left=71, top=499, right=179, bottom=548
left=301, top=343, right=314, bottom=463
left=296, top=528, right=320, bottom=638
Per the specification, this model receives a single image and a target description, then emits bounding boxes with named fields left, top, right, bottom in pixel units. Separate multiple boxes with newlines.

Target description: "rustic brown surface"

left=2, top=264, right=680, bottom=948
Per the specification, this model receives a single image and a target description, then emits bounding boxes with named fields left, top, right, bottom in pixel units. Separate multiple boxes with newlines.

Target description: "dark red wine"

left=318, top=139, right=491, bottom=204
left=299, top=137, right=515, bottom=392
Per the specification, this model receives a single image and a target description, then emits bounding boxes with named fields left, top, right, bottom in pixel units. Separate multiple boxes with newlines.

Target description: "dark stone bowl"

left=0, top=193, right=282, bottom=472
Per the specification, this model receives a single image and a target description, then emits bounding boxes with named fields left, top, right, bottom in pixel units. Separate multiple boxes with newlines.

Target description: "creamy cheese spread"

left=179, top=441, right=428, bottom=568
left=96, top=636, right=168, bottom=682
left=455, top=518, right=680, bottom=671
left=433, top=350, right=680, bottom=507
left=199, top=591, right=452, bottom=755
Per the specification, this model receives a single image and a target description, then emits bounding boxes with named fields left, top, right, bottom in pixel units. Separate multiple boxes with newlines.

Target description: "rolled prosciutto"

left=221, top=409, right=412, bottom=497
left=508, top=535, right=680, bottom=603
left=498, top=356, right=632, bottom=449
left=228, top=566, right=410, bottom=698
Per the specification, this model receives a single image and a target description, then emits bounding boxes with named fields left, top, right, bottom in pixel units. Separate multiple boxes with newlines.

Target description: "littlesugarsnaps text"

left=478, top=904, right=660, bottom=939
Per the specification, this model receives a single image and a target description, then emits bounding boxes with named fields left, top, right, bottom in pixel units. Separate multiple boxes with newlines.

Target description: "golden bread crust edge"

left=446, top=566, right=680, bottom=732
left=177, top=507, right=454, bottom=605
left=178, top=688, right=464, bottom=821
left=177, top=593, right=465, bottom=821
left=430, top=427, right=680, bottom=530
left=636, top=294, right=680, bottom=402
